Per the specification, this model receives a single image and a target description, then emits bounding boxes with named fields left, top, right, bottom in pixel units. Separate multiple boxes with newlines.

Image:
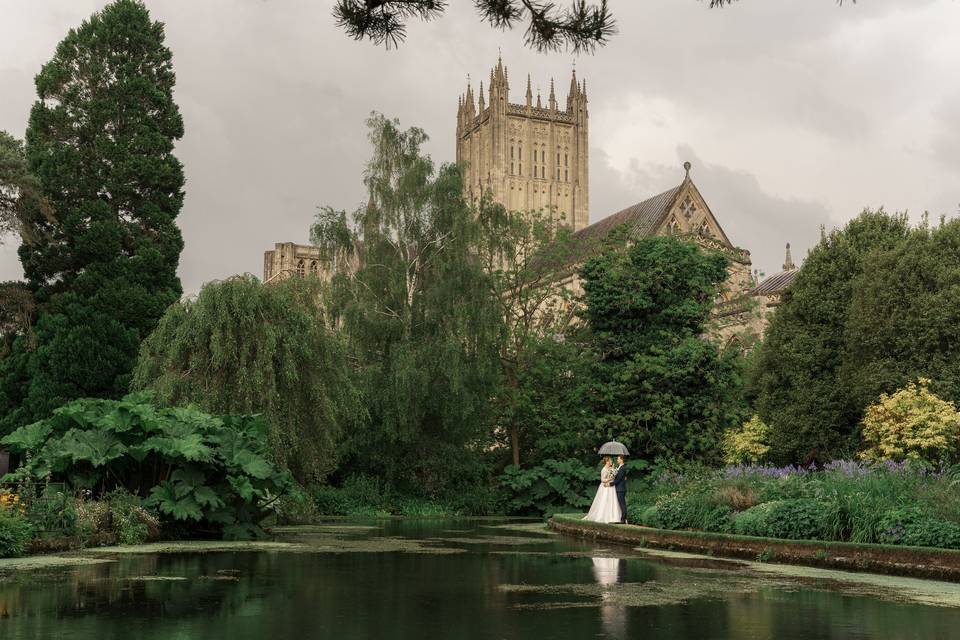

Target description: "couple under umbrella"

left=584, top=441, right=629, bottom=524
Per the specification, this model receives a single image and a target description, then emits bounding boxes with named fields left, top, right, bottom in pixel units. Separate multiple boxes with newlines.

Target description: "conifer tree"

left=0, top=0, right=185, bottom=432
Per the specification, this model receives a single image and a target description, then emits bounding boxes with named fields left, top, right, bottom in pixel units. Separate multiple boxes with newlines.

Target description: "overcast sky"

left=2, top=0, right=958, bottom=291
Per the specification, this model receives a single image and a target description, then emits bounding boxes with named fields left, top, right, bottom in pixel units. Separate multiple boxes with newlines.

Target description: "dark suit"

left=611, top=464, right=628, bottom=524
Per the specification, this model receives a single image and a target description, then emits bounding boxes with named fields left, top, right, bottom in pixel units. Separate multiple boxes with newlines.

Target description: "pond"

left=2, top=519, right=960, bottom=639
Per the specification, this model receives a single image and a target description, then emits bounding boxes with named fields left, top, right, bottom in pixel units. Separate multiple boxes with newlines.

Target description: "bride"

left=583, top=456, right=622, bottom=523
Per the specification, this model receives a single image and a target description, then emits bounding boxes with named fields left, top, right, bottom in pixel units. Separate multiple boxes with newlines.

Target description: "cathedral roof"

left=573, top=184, right=683, bottom=246
left=752, top=268, right=798, bottom=296
left=752, top=243, right=800, bottom=296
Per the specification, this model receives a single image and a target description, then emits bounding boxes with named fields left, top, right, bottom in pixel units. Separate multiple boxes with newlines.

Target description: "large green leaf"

left=57, top=428, right=127, bottom=467
left=148, top=482, right=204, bottom=521
left=1, top=420, right=53, bottom=452
left=193, top=485, right=224, bottom=509
left=143, top=427, right=212, bottom=462
left=227, top=474, right=256, bottom=500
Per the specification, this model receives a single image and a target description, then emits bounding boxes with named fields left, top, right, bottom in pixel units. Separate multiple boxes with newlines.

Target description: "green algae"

left=433, top=535, right=555, bottom=546
left=498, top=576, right=770, bottom=609
left=482, top=523, right=557, bottom=536
left=0, top=555, right=116, bottom=573
left=272, top=524, right=381, bottom=534
left=90, top=541, right=308, bottom=554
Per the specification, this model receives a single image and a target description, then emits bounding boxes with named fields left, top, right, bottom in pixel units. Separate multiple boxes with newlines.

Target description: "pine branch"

left=333, top=0, right=615, bottom=52
left=706, top=0, right=851, bottom=5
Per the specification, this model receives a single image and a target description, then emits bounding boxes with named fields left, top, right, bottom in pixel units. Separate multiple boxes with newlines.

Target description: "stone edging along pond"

left=548, top=513, right=960, bottom=583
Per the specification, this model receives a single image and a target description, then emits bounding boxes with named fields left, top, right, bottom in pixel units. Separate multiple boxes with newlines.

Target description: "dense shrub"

left=860, top=379, right=960, bottom=464
left=653, top=487, right=734, bottom=533
left=877, top=508, right=960, bottom=549
left=0, top=511, right=33, bottom=557
left=1, top=393, right=291, bottom=539
left=631, top=461, right=960, bottom=549
left=723, top=416, right=771, bottom=465
left=733, top=499, right=827, bottom=540
left=499, top=459, right=595, bottom=516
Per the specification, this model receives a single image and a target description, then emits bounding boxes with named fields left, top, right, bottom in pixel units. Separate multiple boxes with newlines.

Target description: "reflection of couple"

left=583, top=455, right=627, bottom=524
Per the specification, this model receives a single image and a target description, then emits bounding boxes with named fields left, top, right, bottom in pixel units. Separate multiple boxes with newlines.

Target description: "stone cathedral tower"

left=456, top=57, right=589, bottom=230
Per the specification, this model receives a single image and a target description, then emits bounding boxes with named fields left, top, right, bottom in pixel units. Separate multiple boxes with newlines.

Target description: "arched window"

left=565, top=168, right=568, bottom=181
left=309, top=260, right=319, bottom=276
left=296, top=259, right=305, bottom=277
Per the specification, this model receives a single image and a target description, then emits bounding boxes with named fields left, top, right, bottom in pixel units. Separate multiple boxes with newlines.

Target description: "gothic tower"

left=456, top=56, right=589, bottom=230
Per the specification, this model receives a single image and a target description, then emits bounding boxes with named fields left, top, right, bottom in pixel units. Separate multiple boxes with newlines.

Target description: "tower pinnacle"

left=783, top=243, right=796, bottom=271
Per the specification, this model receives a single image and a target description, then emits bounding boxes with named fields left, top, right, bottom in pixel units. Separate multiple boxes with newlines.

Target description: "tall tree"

left=311, top=113, right=503, bottom=496
left=0, top=0, right=185, bottom=432
left=581, top=235, right=746, bottom=464
left=747, top=210, right=910, bottom=463
left=132, top=276, right=360, bottom=483
left=475, top=206, right=582, bottom=467
left=0, top=131, right=54, bottom=245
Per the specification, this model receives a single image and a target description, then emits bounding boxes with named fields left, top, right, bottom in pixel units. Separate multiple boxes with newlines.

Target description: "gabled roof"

left=573, top=184, right=682, bottom=246
left=753, top=268, right=798, bottom=296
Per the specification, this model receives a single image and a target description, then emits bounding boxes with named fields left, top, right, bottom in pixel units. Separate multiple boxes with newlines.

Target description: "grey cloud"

left=0, top=0, right=957, bottom=293
left=590, top=145, right=833, bottom=279
left=932, top=92, right=960, bottom=173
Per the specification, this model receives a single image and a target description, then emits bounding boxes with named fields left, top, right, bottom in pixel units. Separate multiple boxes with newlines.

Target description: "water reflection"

left=591, top=557, right=627, bottom=638
left=3, top=521, right=960, bottom=640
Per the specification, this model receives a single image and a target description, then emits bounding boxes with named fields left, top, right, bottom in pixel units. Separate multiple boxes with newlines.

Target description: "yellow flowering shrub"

left=723, top=415, right=771, bottom=465
left=860, top=379, right=960, bottom=464
left=0, top=490, right=25, bottom=516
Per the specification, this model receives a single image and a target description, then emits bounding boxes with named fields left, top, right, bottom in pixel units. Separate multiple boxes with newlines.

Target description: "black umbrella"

left=597, top=441, right=629, bottom=456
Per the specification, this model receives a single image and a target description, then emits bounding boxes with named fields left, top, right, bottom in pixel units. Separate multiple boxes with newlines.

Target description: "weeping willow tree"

left=311, top=113, right=504, bottom=497
left=131, top=275, right=361, bottom=483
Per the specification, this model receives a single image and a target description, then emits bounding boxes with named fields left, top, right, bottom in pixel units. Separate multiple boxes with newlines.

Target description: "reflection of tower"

left=591, top=557, right=628, bottom=637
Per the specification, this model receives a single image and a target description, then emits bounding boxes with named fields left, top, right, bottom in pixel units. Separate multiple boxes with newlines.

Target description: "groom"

left=611, top=456, right=628, bottom=524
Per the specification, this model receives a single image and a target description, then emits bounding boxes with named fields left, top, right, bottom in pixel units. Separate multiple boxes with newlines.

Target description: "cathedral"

left=456, top=56, right=589, bottom=230
left=264, top=57, right=798, bottom=342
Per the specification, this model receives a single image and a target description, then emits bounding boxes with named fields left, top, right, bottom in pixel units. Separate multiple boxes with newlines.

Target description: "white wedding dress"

left=583, top=466, right=622, bottom=523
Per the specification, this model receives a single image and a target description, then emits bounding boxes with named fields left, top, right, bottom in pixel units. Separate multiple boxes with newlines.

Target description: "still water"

left=2, top=519, right=960, bottom=639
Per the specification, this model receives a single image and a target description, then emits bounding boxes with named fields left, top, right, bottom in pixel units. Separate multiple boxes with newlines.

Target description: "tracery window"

left=309, top=260, right=319, bottom=276
left=296, top=259, right=305, bottom=277
left=680, top=195, right=697, bottom=220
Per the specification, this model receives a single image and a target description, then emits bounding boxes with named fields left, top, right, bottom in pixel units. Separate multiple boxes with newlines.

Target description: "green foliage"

left=477, top=206, right=584, bottom=467
left=0, top=511, right=34, bottom=558
left=309, top=474, right=495, bottom=517
left=860, top=379, right=960, bottom=465
left=22, top=485, right=78, bottom=538
left=0, top=131, right=53, bottom=244
left=877, top=507, right=960, bottom=549
left=0, top=0, right=185, bottom=433
left=732, top=499, right=827, bottom=540
left=581, top=235, right=747, bottom=463
left=747, top=210, right=912, bottom=463
left=133, top=275, right=360, bottom=483
left=498, top=458, right=595, bottom=516
left=501, top=330, right=598, bottom=467
left=311, top=114, right=503, bottom=497
left=651, top=486, right=734, bottom=532
left=1, top=393, right=291, bottom=539
left=723, top=415, right=771, bottom=465
left=629, top=462, right=960, bottom=549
